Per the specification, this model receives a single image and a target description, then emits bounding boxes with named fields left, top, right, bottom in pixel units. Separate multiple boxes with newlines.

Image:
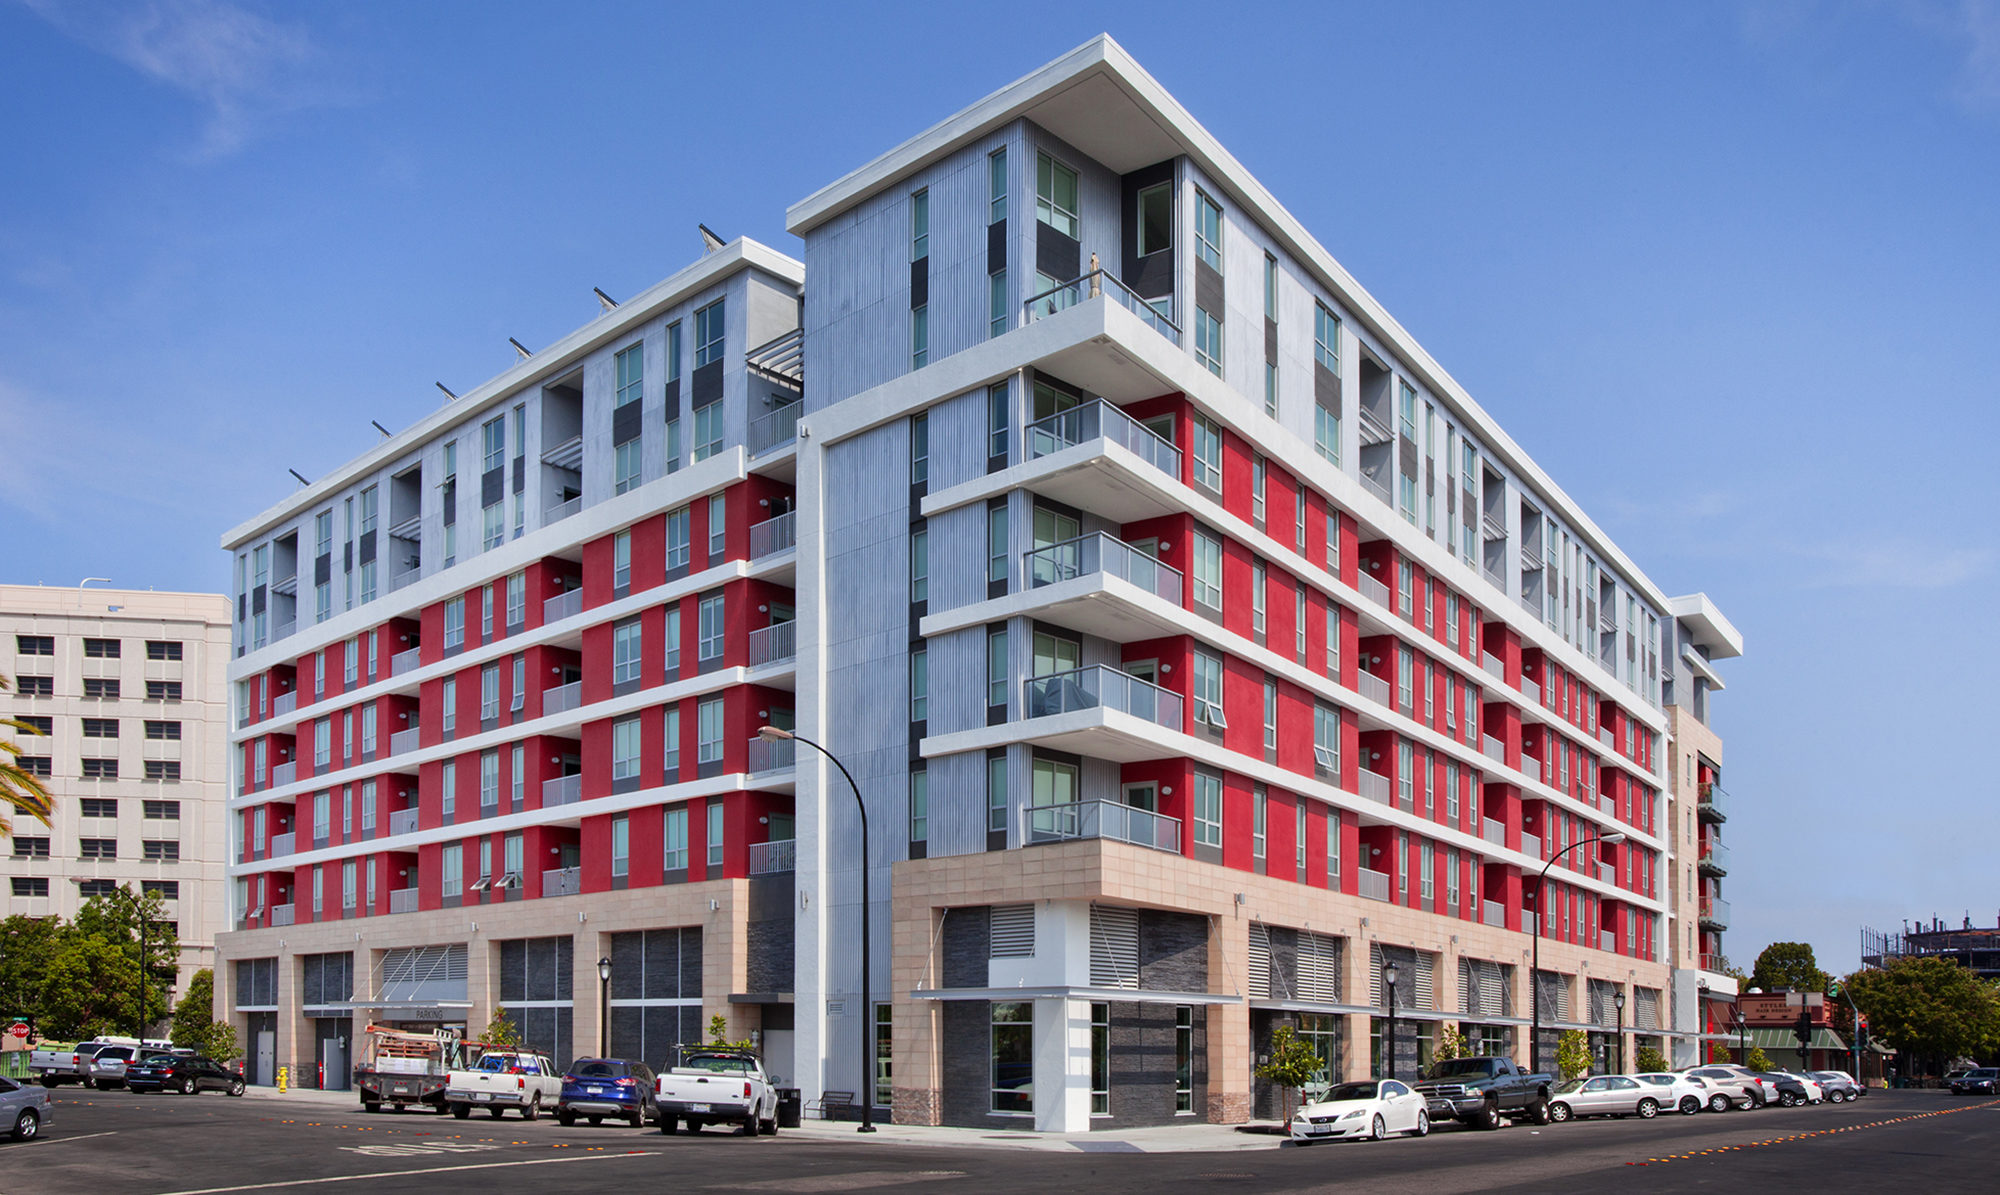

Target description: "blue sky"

left=4, top=0, right=1997, bottom=974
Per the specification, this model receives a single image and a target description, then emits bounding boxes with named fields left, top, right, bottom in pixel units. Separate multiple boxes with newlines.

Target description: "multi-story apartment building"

left=2, top=584, right=232, bottom=997
left=213, top=36, right=1743, bottom=1127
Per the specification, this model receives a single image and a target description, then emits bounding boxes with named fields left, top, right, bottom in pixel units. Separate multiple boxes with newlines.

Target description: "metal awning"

left=910, top=986, right=1240, bottom=1006
left=1739, top=1027, right=1850, bottom=1052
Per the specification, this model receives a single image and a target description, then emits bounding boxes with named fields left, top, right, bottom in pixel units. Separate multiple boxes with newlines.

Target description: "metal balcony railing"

left=543, top=867, right=582, bottom=897
left=273, top=618, right=296, bottom=641
left=1482, top=652, right=1505, bottom=681
left=1597, top=725, right=1617, bottom=751
left=748, top=736, right=794, bottom=774
left=1358, top=868, right=1392, bottom=902
left=273, top=692, right=297, bottom=717
left=388, top=565, right=422, bottom=594
left=389, top=728, right=419, bottom=755
left=269, top=904, right=295, bottom=927
left=1023, top=532, right=1182, bottom=603
left=748, top=621, right=797, bottom=667
left=546, top=494, right=583, bottom=523
left=749, top=510, right=796, bottom=559
left=1521, top=831, right=1543, bottom=860
left=1356, top=573, right=1392, bottom=610
left=543, top=774, right=582, bottom=808
left=1520, top=676, right=1542, bottom=707
left=269, top=832, right=294, bottom=857
left=543, top=681, right=582, bottom=715
left=389, top=808, right=418, bottom=836
left=390, top=647, right=421, bottom=676
left=270, top=761, right=296, bottom=788
left=1021, top=268, right=1181, bottom=345
left=1360, top=468, right=1392, bottom=503
left=1520, top=754, right=1543, bottom=784
left=1597, top=861, right=1616, bottom=884
left=748, top=400, right=803, bottom=456
left=1482, top=903, right=1507, bottom=929
left=389, top=887, right=418, bottom=914
left=1357, top=671, right=1391, bottom=708
left=544, top=589, right=583, bottom=624
left=1022, top=799, right=1181, bottom=853
left=1481, top=820, right=1507, bottom=848
left=1358, top=768, right=1393, bottom=807
left=748, top=838, right=796, bottom=876
left=1022, top=665, right=1182, bottom=732
left=1025, top=398, right=1180, bottom=480
left=1481, top=735, right=1506, bottom=765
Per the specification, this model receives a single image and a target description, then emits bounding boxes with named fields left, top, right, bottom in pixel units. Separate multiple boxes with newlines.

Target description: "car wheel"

left=762, top=1115, right=778, bottom=1136
left=1368, top=1114, right=1386, bottom=1141
left=1411, top=1109, right=1430, bottom=1138
left=629, top=1111, right=645, bottom=1128
left=227, top=1080, right=245, bottom=1098
left=451, top=1103, right=471, bottom=1119
left=181, top=1077, right=198, bottom=1096
left=523, top=1095, right=541, bottom=1121
left=1780, top=1092, right=1799, bottom=1108
left=1479, top=1099, right=1503, bottom=1130
left=94, top=1080, right=112, bottom=1091
left=1636, top=1098, right=1658, bottom=1119
left=12, top=1111, right=38, bottom=1142
left=557, top=1109, right=575, bottom=1127
left=740, top=1113, right=759, bottom=1137
left=1547, top=1101, right=1573, bottom=1123
left=1528, top=1095, right=1552, bottom=1125
left=1680, top=1096, right=1701, bottom=1115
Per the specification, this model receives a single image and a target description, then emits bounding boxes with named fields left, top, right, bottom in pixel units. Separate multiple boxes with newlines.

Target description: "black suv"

left=126, top=1055, right=244, bottom=1096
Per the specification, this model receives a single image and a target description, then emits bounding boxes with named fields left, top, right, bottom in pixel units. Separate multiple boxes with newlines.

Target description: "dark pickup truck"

left=1411, top=1057, right=1554, bottom=1129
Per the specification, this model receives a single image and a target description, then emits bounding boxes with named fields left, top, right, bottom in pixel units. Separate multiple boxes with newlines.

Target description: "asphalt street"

left=3, top=1089, right=1994, bottom=1194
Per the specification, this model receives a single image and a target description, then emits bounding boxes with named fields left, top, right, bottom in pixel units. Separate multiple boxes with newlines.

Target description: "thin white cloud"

left=15, top=0, right=323, bottom=157
left=1793, top=539, right=1995, bottom=589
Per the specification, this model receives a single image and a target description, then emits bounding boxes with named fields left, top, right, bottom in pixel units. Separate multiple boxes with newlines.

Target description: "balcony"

left=1596, top=861, right=1615, bottom=884
left=1022, top=799, right=1181, bottom=854
left=273, top=618, right=296, bottom=642
left=273, top=692, right=297, bottom=717
left=1025, top=532, right=1181, bottom=604
left=1022, top=268, right=1181, bottom=346
left=750, top=511, right=797, bottom=559
left=1357, top=670, right=1391, bottom=708
left=1521, top=831, right=1543, bottom=860
left=1482, top=902, right=1508, bottom=930
left=1357, top=572, right=1392, bottom=610
left=389, top=887, right=418, bottom=914
left=1482, top=652, right=1505, bottom=681
left=546, top=494, right=583, bottom=523
left=1700, top=897, right=1731, bottom=931
left=1597, top=725, right=1616, bottom=752
left=748, top=838, right=796, bottom=876
left=1358, top=768, right=1392, bottom=807
left=1699, top=839, right=1731, bottom=875
left=1480, top=820, right=1507, bottom=849
left=1024, top=398, right=1181, bottom=509
left=1358, top=867, right=1392, bottom=902
left=269, top=903, right=295, bottom=927
left=1520, top=676, right=1542, bottom=707
left=270, top=761, right=296, bottom=788
left=391, top=647, right=421, bottom=676
left=1356, top=406, right=1395, bottom=448
left=545, top=589, right=583, bottom=624
left=389, top=808, right=418, bottom=836
left=746, top=326, right=804, bottom=386
left=748, top=621, right=797, bottom=668
left=1025, top=665, right=1180, bottom=730
left=1519, top=754, right=1542, bottom=784
left=269, top=832, right=294, bottom=858
left=1697, top=783, right=1729, bottom=822
left=543, top=867, right=582, bottom=897
left=748, top=399, right=803, bottom=457
left=1359, top=468, right=1391, bottom=504
left=1480, top=735, right=1506, bottom=765
left=543, top=681, right=582, bottom=716
left=543, top=774, right=582, bottom=808
left=748, top=736, right=795, bottom=774
left=389, top=728, right=420, bottom=755
left=388, top=564, right=422, bottom=594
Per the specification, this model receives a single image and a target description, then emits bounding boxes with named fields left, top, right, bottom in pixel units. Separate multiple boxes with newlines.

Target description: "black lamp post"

left=759, top=725, right=876, bottom=1133
left=1613, top=989, right=1626, bottom=1074
left=597, top=957, right=612, bottom=1057
left=1530, top=831, right=1626, bottom=1074
left=1383, top=959, right=1400, bottom=1081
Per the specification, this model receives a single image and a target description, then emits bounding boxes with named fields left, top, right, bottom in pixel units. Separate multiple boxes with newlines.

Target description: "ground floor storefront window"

left=992, top=1002, right=1033, bottom=1113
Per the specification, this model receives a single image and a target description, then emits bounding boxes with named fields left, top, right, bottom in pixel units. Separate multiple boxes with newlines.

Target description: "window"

left=17, top=715, right=51, bottom=736
left=145, top=719, right=181, bottom=741
left=909, top=646, right=928, bottom=722
left=145, top=640, right=184, bottom=662
left=11, top=877, right=48, bottom=898
left=666, top=506, right=691, bottom=571
left=987, top=748, right=1008, bottom=833
left=612, top=621, right=641, bottom=684
left=663, top=606, right=681, bottom=675
left=15, top=635, right=52, bottom=656
left=614, top=440, right=641, bottom=496
left=1194, top=307, right=1223, bottom=375
left=83, top=678, right=118, bottom=699
left=1446, top=760, right=1460, bottom=821
left=1136, top=181, right=1172, bottom=255
left=143, top=678, right=179, bottom=703
left=987, top=626, right=1008, bottom=710
left=16, top=675, right=52, bottom=697
left=612, top=718, right=641, bottom=781
left=910, top=304, right=928, bottom=369
left=697, top=594, right=725, bottom=661
left=708, top=493, right=727, bottom=561
left=910, top=413, right=929, bottom=485
left=84, top=637, right=120, bottom=658
left=80, top=838, right=116, bottom=859
left=1195, top=190, right=1223, bottom=270
left=144, top=840, right=180, bottom=863
left=313, top=718, right=330, bottom=767
left=1398, top=647, right=1415, bottom=715
left=991, top=1001, right=1037, bottom=1117
left=662, top=706, right=680, bottom=777
left=479, top=750, right=499, bottom=810
left=612, top=529, right=632, bottom=591
left=989, top=147, right=1007, bottom=222
left=1421, top=843, right=1434, bottom=901
left=988, top=382, right=1009, bottom=462
left=694, top=298, right=726, bottom=368
left=12, top=837, right=49, bottom=859
left=1192, top=530, right=1222, bottom=612
left=989, top=269, right=1008, bottom=338
left=144, top=760, right=182, bottom=781
left=78, top=879, right=115, bottom=898
left=987, top=501, right=1008, bottom=587
left=1191, top=414, right=1221, bottom=491
left=82, top=718, right=118, bottom=738
left=1252, top=786, right=1267, bottom=861
left=82, top=758, right=117, bottom=780
left=664, top=807, right=689, bottom=871
left=1193, top=769, right=1222, bottom=848
left=441, top=677, right=456, bottom=735
left=1314, top=704, right=1340, bottom=774
left=1262, top=677, right=1277, bottom=752
left=443, top=597, right=464, bottom=650
left=614, top=342, right=643, bottom=409
left=909, top=526, right=928, bottom=603
left=15, top=755, right=47, bottom=778
left=1035, top=153, right=1078, bottom=239
left=1251, top=558, right=1267, bottom=637
left=697, top=697, right=724, bottom=764
left=1398, top=740, right=1414, bottom=810
left=1187, top=650, right=1226, bottom=729
left=909, top=765, right=928, bottom=845
left=707, top=801, right=725, bottom=868
left=361, top=704, right=378, bottom=754
left=692, top=400, right=722, bottom=462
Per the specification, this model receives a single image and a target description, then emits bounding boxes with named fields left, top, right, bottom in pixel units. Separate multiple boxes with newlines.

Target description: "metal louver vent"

left=1248, top=923, right=1272, bottom=1000
left=1635, top=987, right=1660, bottom=1030
left=1369, top=943, right=1432, bottom=1010
left=1089, top=905, right=1140, bottom=989
left=1297, top=932, right=1341, bottom=1003
left=989, top=904, right=1035, bottom=959
left=1459, top=958, right=1508, bottom=1019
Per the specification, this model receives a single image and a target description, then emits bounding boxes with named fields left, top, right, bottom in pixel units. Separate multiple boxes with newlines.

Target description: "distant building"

left=1862, top=919, right=2000, bottom=980
left=1, top=584, right=234, bottom=998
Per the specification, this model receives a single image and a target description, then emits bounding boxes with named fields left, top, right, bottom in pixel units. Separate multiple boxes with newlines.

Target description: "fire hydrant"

left=278, top=1065, right=288, bottom=1093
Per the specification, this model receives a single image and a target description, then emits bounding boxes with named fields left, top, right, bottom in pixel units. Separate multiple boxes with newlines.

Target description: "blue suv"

left=558, top=1058, right=657, bottom=1127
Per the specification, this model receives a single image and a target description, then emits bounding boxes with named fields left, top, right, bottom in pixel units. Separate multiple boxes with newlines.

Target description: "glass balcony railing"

left=543, top=774, right=582, bottom=808
left=1025, top=398, right=1180, bottom=480
left=1700, top=839, right=1731, bottom=875
left=389, top=808, right=418, bottom=836
left=1023, top=799, right=1181, bottom=853
left=269, top=832, right=294, bottom=858
left=544, top=589, right=583, bottom=624
left=543, top=681, right=581, bottom=715
left=1022, top=665, right=1182, bottom=732
left=1698, top=782, right=1729, bottom=821
left=1024, top=532, right=1182, bottom=603
left=1700, top=897, right=1731, bottom=930
left=1021, top=269, right=1181, bottom=345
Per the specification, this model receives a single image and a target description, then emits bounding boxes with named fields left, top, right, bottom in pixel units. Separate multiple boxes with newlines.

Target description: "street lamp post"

left=1613, top=989, right=1626, bottom=1075
left=1530, top=832, right=1625, bottom=1076
left=1384, top=960, right=1400, bottom=1081
left=597, top=957, right=612, bottom=1058
left=759, top=726, right=876, bottom=1133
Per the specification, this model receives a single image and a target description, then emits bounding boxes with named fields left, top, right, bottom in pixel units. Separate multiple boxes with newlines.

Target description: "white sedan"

left=1547, top=1075, right=1667, bottom=1121
left=1290, top=1079, right=1431, bottom=1143
left=1634, top=1071, right=1712, bottom=1115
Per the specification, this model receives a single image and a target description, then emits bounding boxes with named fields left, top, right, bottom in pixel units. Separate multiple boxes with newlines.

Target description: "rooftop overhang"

left=1668, top=593, right=1744, bottom=660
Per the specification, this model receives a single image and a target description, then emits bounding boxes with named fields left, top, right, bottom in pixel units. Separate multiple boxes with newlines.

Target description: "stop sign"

left=7, top=1023, right=26, bottom=1040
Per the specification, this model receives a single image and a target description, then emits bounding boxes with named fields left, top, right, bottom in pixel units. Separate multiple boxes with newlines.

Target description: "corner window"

left=910, top=188, right=929, bottom=261
left=1194, top=307, right=1223, bottom=375
left=991, top=1001, right=1034, bottom=1113
left=694, top=298, right=726, bottom=368
left=1136, top=182, right=1172, bottom=256
left=989, top=147, right=1007, bottom=223
left=1035, top=152, right=1079, bottom=239
left=1195, top=190, right=1223, bottom=271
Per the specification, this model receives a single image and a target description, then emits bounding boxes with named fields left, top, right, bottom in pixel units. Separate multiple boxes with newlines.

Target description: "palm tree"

left=1, top=675, right=55, bottom=837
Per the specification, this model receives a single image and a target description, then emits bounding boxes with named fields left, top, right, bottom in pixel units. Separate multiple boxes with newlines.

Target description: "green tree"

left=0, top=676, right=56, bottom=838
left=1256, top=1024, right=1321, bottom=1122
left=706, top=1014, right=756, bottom=1051
left=1635, top=1044, right=1670, bottom=1074
left=38, top=932, right=148, bottom=1039
left=169, top=970, right=238, bottom=1061
left=1556, top=1030, right=1592, bottom=1079
left=481, top=1011, right=522, bottom=1047
left=0, top=914, right=66, bottom=1027
left=76, top=885, right=180, bottom=1034
left=1845, top=957, right=2000, bottom=1074
left=1432, top=1023, right=1466, bottom=1068
left=1745, top=1046, right=1773, bottom=1071
left=1750, top=942, right=1831, bottom=994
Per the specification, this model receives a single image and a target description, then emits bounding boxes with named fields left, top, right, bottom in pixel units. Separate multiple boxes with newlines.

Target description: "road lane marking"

left=1627, top=1100, right=2000, bottom=1166
left=148, top=1150, right=647, bottom=1195
left=30, top=1131, right=119, bottom=1146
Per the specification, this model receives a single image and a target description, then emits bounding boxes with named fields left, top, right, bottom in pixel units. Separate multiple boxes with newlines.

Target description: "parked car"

left=1816, top=1070, right=1864, bottom=1098
left=355, top=1024, right=462, bottom=1114
left=1547, top=1075, right=1666, bottom=1121
left=30, top=1037, right=163, bottom=1088
left=0, top=1075, right=53, bottom=1141
left=557, top=1058, right=657, bottom=1127
left=1769, top=1069, right=1826, bottom=1104
left=1411, top=1056, right=1554, bottom=1129
left=1633, top=1071, right=1710, bottom=1115
left=1290, top=1079, right=1431, bottom=1142
left=1684, top=1065, right=1764, bottom=1111
left=85, top=1045, right=139, bottom=1090
left=1755, top=1072, right=1816, bottom=1107
left=124, top=1055, right=243, bottom=1096
left=1950, top=1067, right=1999, bottom=1095
left=446, top=1049, right=562, bottom=1120
left=655, top=1048, right=779, bottom=1136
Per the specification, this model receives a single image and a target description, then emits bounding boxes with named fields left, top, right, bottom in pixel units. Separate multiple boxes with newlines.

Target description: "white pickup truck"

left=655, top=1048, right=779, bottom=1136
left=30, top=1037, right=164, bottom=1088
left=445, top=1049, right=562, bottom=1120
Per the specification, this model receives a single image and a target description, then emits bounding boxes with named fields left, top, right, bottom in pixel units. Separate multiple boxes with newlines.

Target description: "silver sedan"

left=1548, top=1075, right=1665, bottom=1121
left=0, top=1075, right=53, bottom=1141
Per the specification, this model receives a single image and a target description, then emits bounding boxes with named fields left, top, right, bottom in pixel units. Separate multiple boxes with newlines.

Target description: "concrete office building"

left=2, top=584, right=233, bottom=997
left=213, top=36, right=1741, bottom=1125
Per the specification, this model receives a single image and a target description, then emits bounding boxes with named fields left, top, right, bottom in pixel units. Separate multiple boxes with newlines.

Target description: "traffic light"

left=1857, top=1016, right=1869, bottom=1052
left=1795, top=1010, right=1814, bottom=1051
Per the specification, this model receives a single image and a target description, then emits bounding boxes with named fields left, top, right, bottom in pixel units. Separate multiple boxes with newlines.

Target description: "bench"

left=807, top=1090, right=856, bottom=1121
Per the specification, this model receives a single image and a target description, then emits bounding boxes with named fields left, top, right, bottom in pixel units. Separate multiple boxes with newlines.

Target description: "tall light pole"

left=597, top=957, right=612, bottom=1057
left=759, top=726, right=876, bottom=1133
left=1530, top=832, right=1625, bottom=1075
left=1383, top=960, right=1400, bottom=1081
left=1613, top=989, right=1626, bottom=1074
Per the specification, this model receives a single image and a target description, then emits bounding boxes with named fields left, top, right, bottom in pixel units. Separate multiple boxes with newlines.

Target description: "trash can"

left=777, top=1088, right=802, bottom=1129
